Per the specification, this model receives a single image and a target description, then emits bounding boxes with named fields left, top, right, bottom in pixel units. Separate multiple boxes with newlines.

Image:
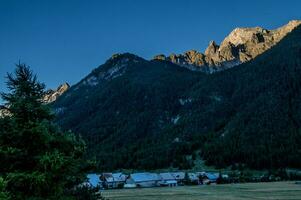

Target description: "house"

left=187, top=172, right=199, bottom=184
left=159, top=173, right=178, bottom=187
left=201, top=172, right=220, bottom=184
left=100, top=173, right=127, bottom=189
left=171, top=172, right=185, bottom=185
left=126, top=173, right=161, bottom=188
left=206, top=173, right=219, bottom=183
left=100, top=173, right=114, bottom=189
left=77, top=174, right=102, bottom=189
left=196, top=171, right=206, bottom=177
left=123, top=182, right=137, bottom=188
left=195, top=171, right=206, bottom=184
left=87, top=173, right=102, bottom=188
left=112, top=173, right=127, bottom=183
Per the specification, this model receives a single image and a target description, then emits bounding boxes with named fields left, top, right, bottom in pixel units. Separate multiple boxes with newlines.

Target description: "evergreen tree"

left=0, top=64, right=91, bottom=199
left=0, top=177, right=10, bottom=200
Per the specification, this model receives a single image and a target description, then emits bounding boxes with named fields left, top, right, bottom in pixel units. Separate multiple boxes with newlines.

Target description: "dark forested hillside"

left=53, top=25, right=301, bottom=170
left=173, top=25, right=301, bottom=169
left=53, top=54, right=202, bottom=170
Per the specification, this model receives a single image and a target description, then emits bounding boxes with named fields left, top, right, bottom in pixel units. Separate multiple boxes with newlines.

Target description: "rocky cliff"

left=154, top=20, right=301, bottom=73
left=43, top=83, right=70, bottom=103
left=0, top=105, right=10, bottom=117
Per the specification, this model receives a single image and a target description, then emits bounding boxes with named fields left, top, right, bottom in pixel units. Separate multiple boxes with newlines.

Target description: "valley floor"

left=102, top=181, right=301, bottom=200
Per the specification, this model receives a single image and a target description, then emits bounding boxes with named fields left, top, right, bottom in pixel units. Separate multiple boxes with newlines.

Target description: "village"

left=86, top=171, right=224, bottom=189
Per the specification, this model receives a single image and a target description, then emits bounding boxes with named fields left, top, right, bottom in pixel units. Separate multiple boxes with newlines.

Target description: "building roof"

left=130, top=173, right=161, bottom=182
left=101, top=173, right=114, bottom=182
left=171, top=172, right=185, bottom=180
left=166, top=180, right=178, bottom=184
left=112, top=173, right=127, bottom=182
left=196, top=172, right=206, bottom=176
left=87, top=173, right=101, bottom=187
left=188, top=173, right=199, bottom=181
left=205, top=173, right=219, bottom=181
left=159, top=173, right=176, bottom=181
left=102, top=172, right=126, bottom=183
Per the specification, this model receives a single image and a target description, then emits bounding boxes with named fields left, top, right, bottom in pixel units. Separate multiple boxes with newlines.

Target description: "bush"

left=69, top=185, right=104, bottom=200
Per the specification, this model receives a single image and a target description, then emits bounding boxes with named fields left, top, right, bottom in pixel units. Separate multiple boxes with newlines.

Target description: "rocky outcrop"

left=154, top=20, right=301, bottom=73
left=43, top=83, right=70, bottom=103
left=0, top=105, right=10, bottom=118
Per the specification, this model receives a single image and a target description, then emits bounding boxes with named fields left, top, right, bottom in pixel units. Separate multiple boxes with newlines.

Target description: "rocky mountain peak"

left=220, top=27, right=267, bottom=47
left=205, top=40, right=219, bottom=56
left=153, top=54, right=167, bottom=61
left=57, top=83, right=70, bottom=93
left=283, top=20, right=301, bottom=30
left=43, top=83, right=70, bottom=103
left=78, top=53, right=146, bottom=88
left=107, top=53, right=144, bottom=66
left=153, top=20, right=301, bottom=73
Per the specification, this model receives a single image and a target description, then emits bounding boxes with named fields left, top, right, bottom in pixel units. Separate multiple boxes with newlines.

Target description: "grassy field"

left=102, top=182, right=301, bottom=200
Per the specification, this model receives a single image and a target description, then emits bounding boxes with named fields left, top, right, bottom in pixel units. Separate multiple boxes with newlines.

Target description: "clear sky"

left=1, top=0, right=301, bottom=94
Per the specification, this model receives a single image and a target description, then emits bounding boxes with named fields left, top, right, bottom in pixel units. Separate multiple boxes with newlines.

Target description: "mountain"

left=43, top=82, right=70, bottom=103
left=174, top=24, right=301, bottom=169
left=154, top=20, right=301, bottom=73
left=53, top=53, right=202, bottom=169
left=53, top=21, right=301, bottom=170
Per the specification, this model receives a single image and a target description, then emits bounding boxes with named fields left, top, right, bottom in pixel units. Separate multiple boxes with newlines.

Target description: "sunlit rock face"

left=43, top=83, right=70, bottom=103
left=0, top=105, right=10, bottom=118
left=154, top=20, right=301, bottom=73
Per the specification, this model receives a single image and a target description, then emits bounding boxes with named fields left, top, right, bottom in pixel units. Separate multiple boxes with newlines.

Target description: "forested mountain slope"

left=53, top=25, right=301, bottom=170
left=174, top=24, right=301, bottom=169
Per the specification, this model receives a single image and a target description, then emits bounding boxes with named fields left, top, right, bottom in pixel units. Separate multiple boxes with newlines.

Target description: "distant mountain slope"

left=154, top=20, right=301, bottom=73
left=53, top=54, right=202, bottom=169
left=53, top=23, right=301, bottom=170
left=171, top=24, right=301, bottom=169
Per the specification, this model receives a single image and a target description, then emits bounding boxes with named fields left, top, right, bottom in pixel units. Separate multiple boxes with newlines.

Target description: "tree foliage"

left=0, top=64, right=93, bottom=199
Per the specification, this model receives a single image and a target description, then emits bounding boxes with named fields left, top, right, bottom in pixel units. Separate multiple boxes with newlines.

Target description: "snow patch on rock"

left=103, top=64, right=127, bottom=80
left=179, top=98, right=192, bottom=105
left=87, top=76, right=99, bottom=86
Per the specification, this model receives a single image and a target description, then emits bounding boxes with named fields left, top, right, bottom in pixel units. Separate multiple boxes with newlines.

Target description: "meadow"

left=102, top=181, right=301, bottom=200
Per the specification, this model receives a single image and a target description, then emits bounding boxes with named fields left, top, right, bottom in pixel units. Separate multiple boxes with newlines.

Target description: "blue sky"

left=0, top=0, right=301, bottom=95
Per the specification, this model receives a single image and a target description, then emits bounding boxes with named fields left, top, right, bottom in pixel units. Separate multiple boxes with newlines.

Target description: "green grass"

left=102, top=182, right=301, bottom=200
